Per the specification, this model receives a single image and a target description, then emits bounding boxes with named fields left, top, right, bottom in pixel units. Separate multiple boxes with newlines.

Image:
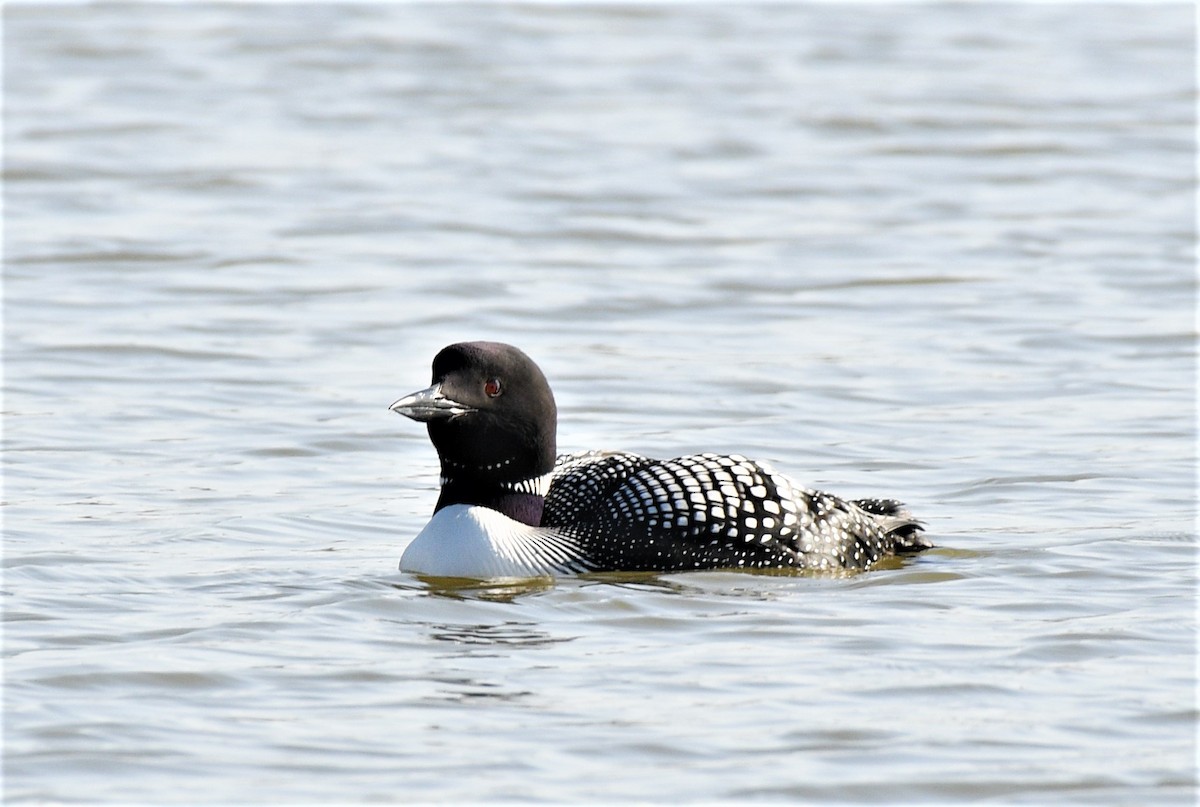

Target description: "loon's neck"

left=434, top=473, right=551, bottom=527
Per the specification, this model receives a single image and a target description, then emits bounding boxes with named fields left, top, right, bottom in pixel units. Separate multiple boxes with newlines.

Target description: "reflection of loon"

left=391, top=341, right=929, bottom=579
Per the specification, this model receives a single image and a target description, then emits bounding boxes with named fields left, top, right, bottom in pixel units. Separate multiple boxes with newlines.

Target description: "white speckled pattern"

left=401, top=450, right=926, bottom=579
left=544, top=451, right=924, bottom=572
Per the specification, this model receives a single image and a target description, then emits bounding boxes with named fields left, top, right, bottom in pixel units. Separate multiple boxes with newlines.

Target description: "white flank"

left=399, top=504, right=588, bottom=579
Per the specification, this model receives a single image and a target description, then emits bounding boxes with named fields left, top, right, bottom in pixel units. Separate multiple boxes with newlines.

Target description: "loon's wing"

left=545, top=452, right=926, bottom=572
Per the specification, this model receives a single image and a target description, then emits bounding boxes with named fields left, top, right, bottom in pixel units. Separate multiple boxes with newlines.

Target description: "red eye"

left=484, top=378, right=502, bottom=398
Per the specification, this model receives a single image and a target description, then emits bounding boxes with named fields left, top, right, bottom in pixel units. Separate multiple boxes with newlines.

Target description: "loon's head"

left=390, top=342, right=557, bottom=520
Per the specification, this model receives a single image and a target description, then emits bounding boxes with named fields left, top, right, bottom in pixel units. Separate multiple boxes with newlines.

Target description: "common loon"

left=391, top=341, right=929, bottom=579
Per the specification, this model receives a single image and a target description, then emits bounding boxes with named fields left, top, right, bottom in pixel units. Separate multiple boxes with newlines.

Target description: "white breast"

left=399, top=504, right=588, bottom=579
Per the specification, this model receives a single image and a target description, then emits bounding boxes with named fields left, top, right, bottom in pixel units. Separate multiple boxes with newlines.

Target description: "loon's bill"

left=392, top=341, right=930, bottom=579
left=390, top=384, right=475, bottom=421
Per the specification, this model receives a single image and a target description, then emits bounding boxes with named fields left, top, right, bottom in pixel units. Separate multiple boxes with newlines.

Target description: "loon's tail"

left=853, top=498, right=932, bottom=553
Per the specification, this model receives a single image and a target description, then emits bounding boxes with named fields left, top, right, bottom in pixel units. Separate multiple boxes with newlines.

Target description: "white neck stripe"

left=438, top=472, right=552, bottom=497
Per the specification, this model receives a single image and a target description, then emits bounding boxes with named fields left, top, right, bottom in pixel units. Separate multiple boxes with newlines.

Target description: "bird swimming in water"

left=391, top=341, right=929, bottom=579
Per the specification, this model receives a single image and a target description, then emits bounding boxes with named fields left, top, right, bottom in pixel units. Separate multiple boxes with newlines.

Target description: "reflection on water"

left=409, top=576, right=557, bottom=603
left=428, top=621, right=572, bottom=648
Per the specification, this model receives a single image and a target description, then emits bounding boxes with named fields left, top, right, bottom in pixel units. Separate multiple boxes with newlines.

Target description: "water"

left=4, top=3, right=1195, bottom=803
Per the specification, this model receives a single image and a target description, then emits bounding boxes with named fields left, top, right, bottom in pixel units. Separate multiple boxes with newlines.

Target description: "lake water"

left=4, top=3, right=1196, bottom=804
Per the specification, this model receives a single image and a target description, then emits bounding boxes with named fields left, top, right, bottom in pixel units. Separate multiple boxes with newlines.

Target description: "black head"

left=391, top=342, right=558, bottom=517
